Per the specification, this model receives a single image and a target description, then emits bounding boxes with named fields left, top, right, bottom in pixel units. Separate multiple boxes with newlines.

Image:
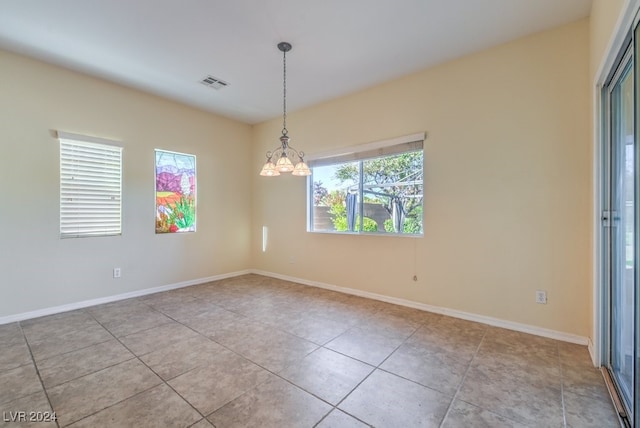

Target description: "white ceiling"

left=0, top=0, right=593, bottom=124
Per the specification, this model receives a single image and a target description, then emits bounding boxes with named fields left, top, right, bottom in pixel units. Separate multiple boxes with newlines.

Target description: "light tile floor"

left=0, top=274, right=620, bottom=427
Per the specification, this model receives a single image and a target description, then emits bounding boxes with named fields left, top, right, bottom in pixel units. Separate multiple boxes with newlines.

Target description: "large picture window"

left=309, top=133, right=424, bottom=235
left=58, top=132, right=122, bottom=238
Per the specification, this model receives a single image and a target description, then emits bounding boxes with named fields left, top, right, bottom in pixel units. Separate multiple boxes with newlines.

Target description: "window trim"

left=307, top=132, right=425, bottom=237
left=58, top=131, right=123, bottom=239
left=57, top=131, right=123, bottom=148
left=307, top=132, right=425, bottom=167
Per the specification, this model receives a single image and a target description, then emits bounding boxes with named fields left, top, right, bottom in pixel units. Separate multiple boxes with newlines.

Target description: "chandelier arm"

left=286, top=146, right=303, bottom=160
left=271, top=146, right=284, bottom=158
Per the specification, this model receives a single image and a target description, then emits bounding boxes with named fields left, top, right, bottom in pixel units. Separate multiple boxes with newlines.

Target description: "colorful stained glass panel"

left=155, top=150, right=196, bottom=233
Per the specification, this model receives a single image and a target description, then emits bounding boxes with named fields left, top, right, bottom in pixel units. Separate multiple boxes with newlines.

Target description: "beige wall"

left=590, top=0, right=625, bottom=82
left=252, top=20, right=591, bottom=337
left=0, top=50, right=252, bottom=318
left=0, top=13, right=610, bottom=339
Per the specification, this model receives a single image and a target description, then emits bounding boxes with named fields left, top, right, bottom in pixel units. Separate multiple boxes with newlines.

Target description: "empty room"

left=0, top=0, right=638, bottom=427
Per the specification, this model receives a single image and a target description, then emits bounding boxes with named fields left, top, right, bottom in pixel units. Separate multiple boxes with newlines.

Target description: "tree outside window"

left=310, top=150, right=423, bottom=235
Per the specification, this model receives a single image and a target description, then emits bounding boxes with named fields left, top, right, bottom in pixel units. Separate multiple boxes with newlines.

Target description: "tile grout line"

left=11, top=277, right=608, bottom=427
left=23, top=285, right=417, bottom=427
left=17, top=321, right=61, bottom=428
left=156, top=303, right=317, bottom=379
left=25, top=326, right=137, bottom=390
left=368, top=311, right=477, bottom=397
left=84, top=306, right=213, bottom=424
left=53, top=309, right=208, bottom=425
left=304, top=339, right=378, bottom=427
left=24, top=337, right=115, bottom=369
left=307, top=310, right=402, bottom=427
left=60, top=383, right=161, bottom=427
left=225, top=310, right=379, bottom=427
left=437, top=325, right=488, bottom=427
left=20, top=312, right=116, bottom=363
left=311, top=315, right=432, bottom=427
left=143, top=301, right=320, bottom=424
left=44, top=356, right=138, bottom=390
left=558, top=342, right=568, bottom=428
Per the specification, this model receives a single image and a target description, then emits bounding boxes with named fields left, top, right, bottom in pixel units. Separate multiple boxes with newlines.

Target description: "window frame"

left=58, top=131, right=123, bottom=239
left=307, top=133, right=425, bottom=237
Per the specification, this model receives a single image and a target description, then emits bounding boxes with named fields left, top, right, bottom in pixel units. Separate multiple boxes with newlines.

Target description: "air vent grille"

left=200, top=75, right=229, bottom=90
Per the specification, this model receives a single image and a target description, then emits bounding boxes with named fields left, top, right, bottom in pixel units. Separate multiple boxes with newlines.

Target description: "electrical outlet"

left=113, top=268, right=121, bottom=278
left=288, top=256, right=296, bottom=264
left=535, top=290, right=547, bottom=304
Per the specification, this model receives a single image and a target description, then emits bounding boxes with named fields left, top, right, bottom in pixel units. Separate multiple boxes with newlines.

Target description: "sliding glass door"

left=602, top=23, right=639, bottom=426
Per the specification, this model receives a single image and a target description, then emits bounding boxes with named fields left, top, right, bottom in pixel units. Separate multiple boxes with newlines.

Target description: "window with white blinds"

left=59, top=132, right=122, bottom=238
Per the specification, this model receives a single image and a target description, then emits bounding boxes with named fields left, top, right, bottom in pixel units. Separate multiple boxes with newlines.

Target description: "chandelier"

left=259, top=42, right=310, bottom=177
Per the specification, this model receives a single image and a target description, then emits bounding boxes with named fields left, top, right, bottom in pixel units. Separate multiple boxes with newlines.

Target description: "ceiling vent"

left=200, top=75, right=229, bottom=90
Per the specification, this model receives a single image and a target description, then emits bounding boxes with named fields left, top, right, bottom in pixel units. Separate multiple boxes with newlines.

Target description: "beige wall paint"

left=590, top=0, right=626, bottom=82
left=0, top=50, right=252, bottom=318
left=252, top=20, right=591, bottom=337
left=0, top=15, right=601, bottom=340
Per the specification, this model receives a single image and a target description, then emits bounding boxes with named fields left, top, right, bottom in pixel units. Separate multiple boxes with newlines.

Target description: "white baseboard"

left=0, top=270, right=251, bottom=325
left=251, top=269, right=589, bottom=346
left=1, top=268, right=591, bottom=348
left=588, top=338, right=596, bottom=366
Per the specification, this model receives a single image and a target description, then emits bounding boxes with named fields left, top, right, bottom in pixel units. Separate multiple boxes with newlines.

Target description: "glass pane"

left=311, top=161, right=360, bottom=232
left=155, top=150, right=197, bottom=234
left=361, top=150, right=423, bottom=234
left=611, top=60, right=634, bottom=410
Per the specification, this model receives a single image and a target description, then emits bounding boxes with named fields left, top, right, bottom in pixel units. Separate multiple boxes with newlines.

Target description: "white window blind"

left=59, top=132, right=122, bottom=238
left=307, top=132, right=425, bottom=167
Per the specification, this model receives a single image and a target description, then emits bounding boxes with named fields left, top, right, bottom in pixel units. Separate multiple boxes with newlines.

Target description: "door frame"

left=594, top=0, right=640, bottom=370
left=595, top=3, right=640, bottom=426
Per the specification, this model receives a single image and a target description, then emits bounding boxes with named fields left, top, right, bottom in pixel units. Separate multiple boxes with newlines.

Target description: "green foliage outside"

left=315, top=151, right=423, bottom=234
left=384, top=206, right=423, bottom=234
left=329, top=201, right=378, bottom=232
